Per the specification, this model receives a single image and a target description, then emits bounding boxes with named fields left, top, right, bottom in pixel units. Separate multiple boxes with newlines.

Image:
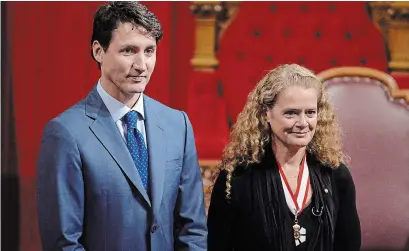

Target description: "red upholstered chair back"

left=217, top=2, right=387, bottom=125
left=318, top=67, right=409, bottom=250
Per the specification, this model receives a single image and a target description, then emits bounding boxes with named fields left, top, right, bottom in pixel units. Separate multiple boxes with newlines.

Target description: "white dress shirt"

left=97, top=81, right=147, bottom=147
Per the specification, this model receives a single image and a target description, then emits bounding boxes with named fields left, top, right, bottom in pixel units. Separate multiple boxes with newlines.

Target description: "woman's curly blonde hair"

left=219, top=64, right=344, bottom=199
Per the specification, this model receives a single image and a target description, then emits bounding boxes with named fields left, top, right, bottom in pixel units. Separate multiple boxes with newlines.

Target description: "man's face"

left=93, top=22, right=157, bottom=97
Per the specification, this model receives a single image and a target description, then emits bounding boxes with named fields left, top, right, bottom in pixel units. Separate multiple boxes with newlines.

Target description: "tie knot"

left=124, top=111, right=138, bottom=129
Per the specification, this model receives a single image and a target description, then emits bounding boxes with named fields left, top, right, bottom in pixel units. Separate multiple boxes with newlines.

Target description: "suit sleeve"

left=36, top=119, right=86, bottom=251
left=207, top=170, right=234, bottom=251
left=174, top=111, right=207, bottom=251
left=333, top=164, right=361, bottom=251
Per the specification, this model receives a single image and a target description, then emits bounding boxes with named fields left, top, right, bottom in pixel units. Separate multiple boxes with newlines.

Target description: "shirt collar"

left=96, top=80, right=145, bottom=122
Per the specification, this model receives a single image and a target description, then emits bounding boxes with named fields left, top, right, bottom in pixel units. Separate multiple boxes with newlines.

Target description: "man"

left=36, top=2, right=207, bottom=250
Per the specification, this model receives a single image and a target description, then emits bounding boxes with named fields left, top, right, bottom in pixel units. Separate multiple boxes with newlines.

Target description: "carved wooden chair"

left=318, top=67, right=409, bottom=251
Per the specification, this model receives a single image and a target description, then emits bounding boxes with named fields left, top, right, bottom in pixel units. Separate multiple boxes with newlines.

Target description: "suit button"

left=151, top=225, right=158, bottom=233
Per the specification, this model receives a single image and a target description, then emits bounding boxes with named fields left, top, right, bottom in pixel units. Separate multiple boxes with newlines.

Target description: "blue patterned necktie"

left=124, top=111, right=149, bottom=191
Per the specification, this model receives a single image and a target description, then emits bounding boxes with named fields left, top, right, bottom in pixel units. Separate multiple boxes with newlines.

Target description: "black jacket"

left=207, top=149, right=361, bottom=251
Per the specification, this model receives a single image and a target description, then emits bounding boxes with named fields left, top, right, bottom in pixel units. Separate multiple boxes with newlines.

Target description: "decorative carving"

left=199, top=160, right=219, bottom=214
left=190, top=1, right=222, bottom=69
left=317, top=66, right=409, bottom=103
left=190, top=2, right=223, bottom=18
left=369, top=2, right=409, bottom=72
left=190, top=1, right=241, bottom=69
left=215, top=2, right=241, bottom=49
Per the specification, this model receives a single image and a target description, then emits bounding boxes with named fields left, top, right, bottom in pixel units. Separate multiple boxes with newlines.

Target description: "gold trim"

left=199, top=159, right=220, bottom=169
left=317, top=67, right=409, bottom=103
left=368, top=1, right=409, bottom=72
left=199, top=159, right=220, bottom=214
left=190, top=1, right=221, bottom=69
left=217, top=2, right=241, bottom=42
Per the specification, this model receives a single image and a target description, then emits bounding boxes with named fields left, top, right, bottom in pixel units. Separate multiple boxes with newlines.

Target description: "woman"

left=207, top=64, right=361, bottom=251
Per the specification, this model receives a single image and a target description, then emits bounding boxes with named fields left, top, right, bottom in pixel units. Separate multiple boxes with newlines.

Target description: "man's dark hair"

left=90, top=1, right=163, bottom=65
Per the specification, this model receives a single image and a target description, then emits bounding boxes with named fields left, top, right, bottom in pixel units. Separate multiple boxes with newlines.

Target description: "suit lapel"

left=85, top=87, right=151, bottom=207
left=144, top=96, right=166, bottom=216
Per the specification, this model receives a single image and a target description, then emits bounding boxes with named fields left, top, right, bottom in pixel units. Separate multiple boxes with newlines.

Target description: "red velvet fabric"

left=187, top=71, right=229, bottom=159
left=392, top=72, right=409, bottom=89
left=7, top=2, right=194, bottom=250
left=217, top=2, right=388, bottom=126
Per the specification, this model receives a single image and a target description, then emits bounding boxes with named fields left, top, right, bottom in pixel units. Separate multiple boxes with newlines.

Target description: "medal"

left=293, top=213, right=307, bottom=246
left=277, top=154, right=310, bottom=246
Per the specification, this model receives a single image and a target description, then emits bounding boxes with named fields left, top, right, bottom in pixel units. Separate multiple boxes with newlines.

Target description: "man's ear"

left=92, top=40, right=104, bottom=64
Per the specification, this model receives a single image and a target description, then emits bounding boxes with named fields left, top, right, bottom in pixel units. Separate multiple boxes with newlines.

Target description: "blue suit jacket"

left=36, top=86, right=207, bottom=251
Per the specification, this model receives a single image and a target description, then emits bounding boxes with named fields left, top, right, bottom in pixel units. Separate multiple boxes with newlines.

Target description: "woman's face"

left=266, top=86, right=318, bottom=149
